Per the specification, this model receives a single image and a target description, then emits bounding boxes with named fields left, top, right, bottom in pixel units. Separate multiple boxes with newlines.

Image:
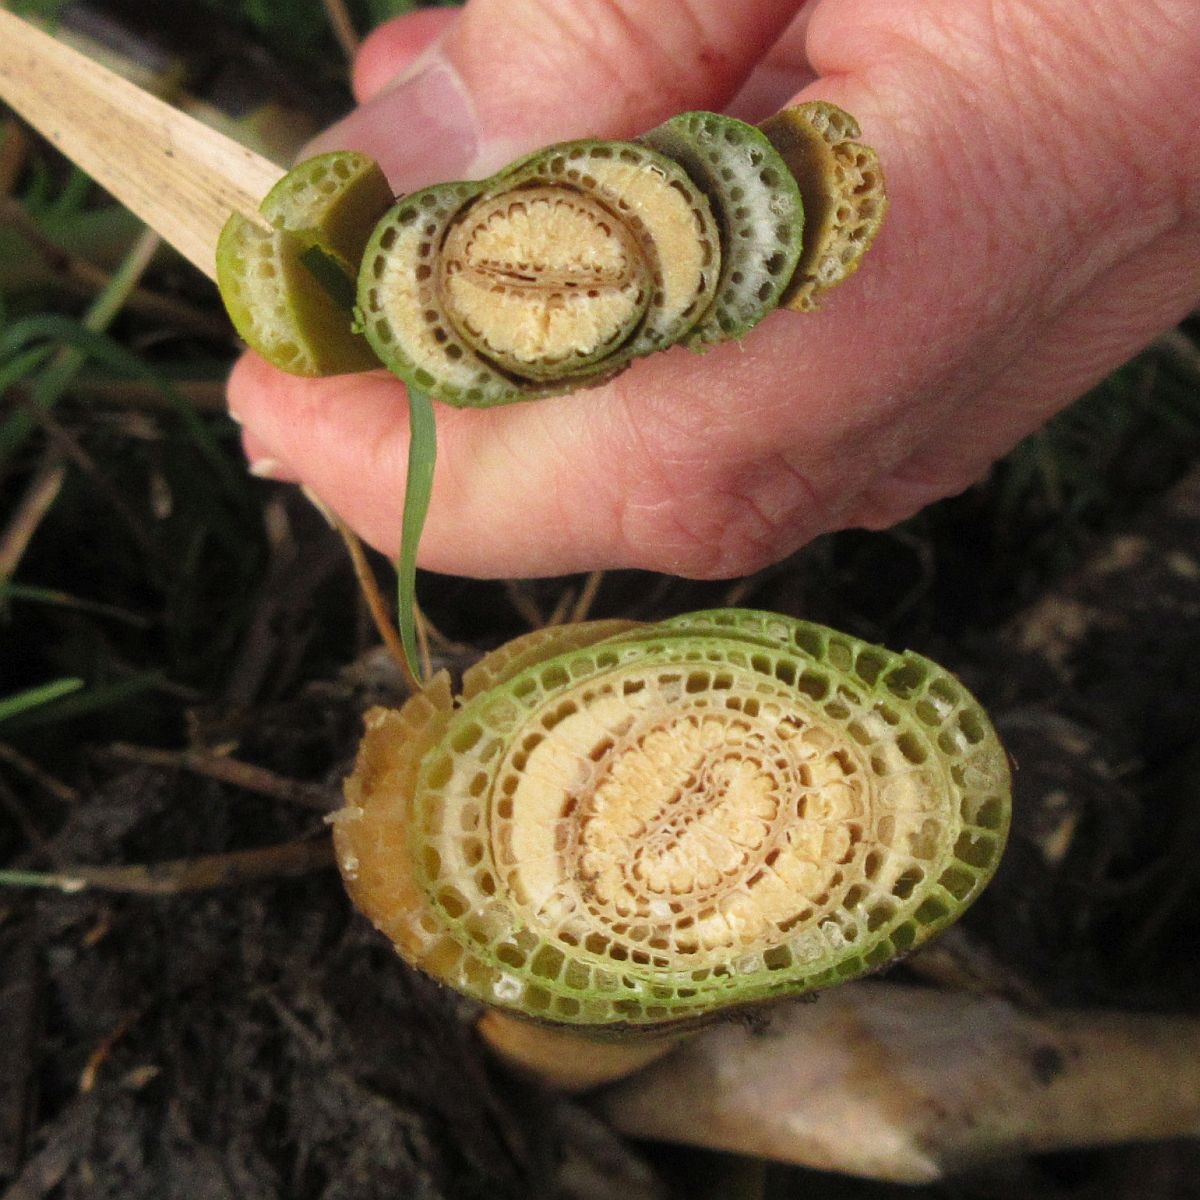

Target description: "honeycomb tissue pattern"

left=334, top=610, right=1010, bottom=1029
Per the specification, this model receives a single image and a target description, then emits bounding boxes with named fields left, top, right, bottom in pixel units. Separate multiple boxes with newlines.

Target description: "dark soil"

left=4, top=458, right=1200, bottom=1200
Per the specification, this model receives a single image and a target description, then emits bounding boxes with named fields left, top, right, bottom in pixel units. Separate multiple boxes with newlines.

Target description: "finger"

left=798, top=0, right=1200, bottom=531
left=725, top=7, right=818, bottom=124
left=848, top=216, right=1200, bottom=530
left=351, top=8, right=459, bottom=104
left=227, top=300, right=876, bottom=580
left=306, top=0, right=808, bottom=191
left=351, top=6, right=817, bottom=132
left=233, top=0, right=1200, bottom=582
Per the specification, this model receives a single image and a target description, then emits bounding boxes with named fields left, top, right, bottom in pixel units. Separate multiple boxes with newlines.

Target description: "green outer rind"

left=640, top=112, right=804, bottom=344
left=396, top=609, right=1011, bottom=1030
left=216, top=214, right=380, bottom=376
left=356, top=180, right=534, bottom=408
left=216, top=150, right=393, bottom=376
left=259, top=151, right=394, bottom=266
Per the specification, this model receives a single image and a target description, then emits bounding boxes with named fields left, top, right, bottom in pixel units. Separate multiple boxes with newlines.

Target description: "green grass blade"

left=299, top=243, right=358, bottom=313
left=395, top=388, right=437, bottom=687
left=0, top=677, right=84, bottom=724
left=0, top=314, right=236, bottom=488
left=0, top=869, right=87, bottom=892
left=0, top=672, right=164, bottom=734
left=0, top=224, right=234, bottom=490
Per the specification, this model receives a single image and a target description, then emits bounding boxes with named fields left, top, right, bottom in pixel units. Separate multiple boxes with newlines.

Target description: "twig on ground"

left=331, top=512, right=418, bottom=693
left=0, top=836, right=335, bottom=895
left=78, top=1011, right=141, bottom=1094
left=104, top=742, right=335, bottom=811
left=0, top=456, right=66, bottom=577
left=0, top=743, right=79, bottom=804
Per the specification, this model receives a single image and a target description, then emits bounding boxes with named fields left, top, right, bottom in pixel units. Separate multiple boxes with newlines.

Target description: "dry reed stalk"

left=0, top=9, right=283, bottom=281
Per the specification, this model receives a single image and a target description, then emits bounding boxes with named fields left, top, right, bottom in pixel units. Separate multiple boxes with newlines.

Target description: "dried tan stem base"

left=597, top=982, right=1200, bottom=1183
left=477, top=1011, right=689, bottom=1092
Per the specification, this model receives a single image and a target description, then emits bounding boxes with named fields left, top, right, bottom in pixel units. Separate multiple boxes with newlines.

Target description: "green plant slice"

left=218, top=215, right=378, bottom=375
left=217, top=150, right=393, bottom=376
left=357, top=179, right=527, bottom=407
left=640, top=111, right=804, bottom=344
left=260, top=151, right=393, bottom=265
left=758, top=102, right=888, bottom=311
left=335, top=610, right=1010, bottom=1030
left=358, top=141, right=721, bottom=406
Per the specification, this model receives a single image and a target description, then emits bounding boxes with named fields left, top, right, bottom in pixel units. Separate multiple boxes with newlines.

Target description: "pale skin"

left=228, top=0, right=1200, bottom=580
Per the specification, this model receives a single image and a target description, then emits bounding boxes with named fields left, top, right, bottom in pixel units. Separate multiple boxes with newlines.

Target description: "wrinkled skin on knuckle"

left=814, top=0, right=1199, bottom=234
left=614, top=450, right=826, bottom=579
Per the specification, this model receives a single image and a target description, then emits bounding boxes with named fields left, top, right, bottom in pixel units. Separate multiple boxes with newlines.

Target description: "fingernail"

left=248, top=457, right=283, bottom=480
left=306, top=45, right=480, bottom=190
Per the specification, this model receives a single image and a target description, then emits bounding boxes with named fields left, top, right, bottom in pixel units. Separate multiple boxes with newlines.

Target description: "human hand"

left=228, top=0, right=1200, bottom=579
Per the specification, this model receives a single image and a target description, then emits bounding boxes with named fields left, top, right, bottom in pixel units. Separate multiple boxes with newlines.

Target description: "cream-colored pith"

left=574, top=158, right=717, bottom=339
left=442, top=189, right=646, bottom=371
left=474, top=665, right=955, bottom=973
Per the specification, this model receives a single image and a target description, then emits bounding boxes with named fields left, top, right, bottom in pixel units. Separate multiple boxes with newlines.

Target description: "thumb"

left=306, top=0, right=807, bottom=192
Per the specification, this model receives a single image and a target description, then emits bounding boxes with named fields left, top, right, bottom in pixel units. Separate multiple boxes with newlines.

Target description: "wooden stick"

left=0, top=10, right=284, bottom=282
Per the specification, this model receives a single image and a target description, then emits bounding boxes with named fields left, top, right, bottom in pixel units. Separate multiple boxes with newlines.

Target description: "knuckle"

left=615, top=451, right=826, bottom=579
